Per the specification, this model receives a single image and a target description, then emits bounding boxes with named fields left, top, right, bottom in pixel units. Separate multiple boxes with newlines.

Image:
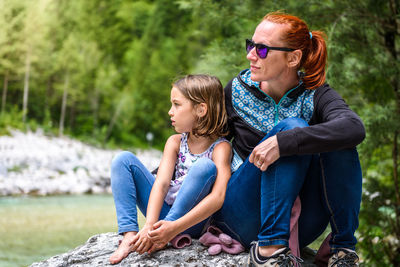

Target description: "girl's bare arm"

left=147, top=141, right=232, bottom=248
left=130, top=134, right=180, bottom=254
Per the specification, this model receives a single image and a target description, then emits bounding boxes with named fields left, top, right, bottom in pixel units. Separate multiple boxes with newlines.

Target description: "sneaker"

left=247, top=241, right=303, bottom=266
left=328, top=248, right=359, bottom=267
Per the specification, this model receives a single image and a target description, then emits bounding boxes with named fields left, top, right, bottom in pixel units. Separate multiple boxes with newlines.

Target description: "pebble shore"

left=0, top=129, right=162, bottom=196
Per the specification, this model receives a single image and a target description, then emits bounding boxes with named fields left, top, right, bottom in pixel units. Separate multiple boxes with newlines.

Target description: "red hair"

left=263, top=12, right=327, bottom=90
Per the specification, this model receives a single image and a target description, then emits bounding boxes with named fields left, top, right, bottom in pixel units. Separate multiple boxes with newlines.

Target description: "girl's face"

left=168, top=87, right=197, bottom=133
left=247, top=20, right=290, bottom=82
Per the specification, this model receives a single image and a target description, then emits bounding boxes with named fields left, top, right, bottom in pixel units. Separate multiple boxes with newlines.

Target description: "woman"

left=210, top=12, right=364, bottom=267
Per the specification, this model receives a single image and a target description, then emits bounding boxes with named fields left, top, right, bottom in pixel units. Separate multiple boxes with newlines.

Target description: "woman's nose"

left=246, top=47, right=257, bottom=61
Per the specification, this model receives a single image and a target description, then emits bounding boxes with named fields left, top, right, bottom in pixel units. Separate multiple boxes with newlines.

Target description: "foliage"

left=0, top=106, right=24, bottom=135
left=0, top=0, right=399, bottom=264
left=319, top=1, right=400, bottom=265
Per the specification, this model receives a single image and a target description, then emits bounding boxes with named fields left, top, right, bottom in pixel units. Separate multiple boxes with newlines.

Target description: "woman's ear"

left=287, top=49, right=302, bottom=68
left=195, top=103, right=208, bottom=118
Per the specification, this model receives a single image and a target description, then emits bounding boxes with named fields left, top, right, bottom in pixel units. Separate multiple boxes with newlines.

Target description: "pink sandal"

left=199, top=226, right=245, bottom=255
left=170, top=234, right=192, bottom=249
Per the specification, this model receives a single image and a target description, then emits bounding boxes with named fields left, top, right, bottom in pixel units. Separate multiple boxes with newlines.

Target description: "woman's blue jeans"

left=111, top=151, right=217, bottom=237
left=211, top=118, right=362, bottom=252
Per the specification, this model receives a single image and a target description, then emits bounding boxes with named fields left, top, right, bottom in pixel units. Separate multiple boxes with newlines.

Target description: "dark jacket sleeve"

left=224, top=79, right=235, bottom=142
left=277, top=85, right=365, bottom=156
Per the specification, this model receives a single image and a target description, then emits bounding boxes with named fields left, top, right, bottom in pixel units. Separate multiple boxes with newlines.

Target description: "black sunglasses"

left=246, top=39, right=295, bottom=59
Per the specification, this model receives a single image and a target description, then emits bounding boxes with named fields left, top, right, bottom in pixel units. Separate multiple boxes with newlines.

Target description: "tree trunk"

left=59, top=73, right=69, bottom=136
left=22, top=51, right=31, bottom=123
left=92, top=87, right=99, bottom=135
left=45, top=77, right=53, bottom=111
left=104, top=97, right=122, bottom=142
left=69, top=102, right=76, bottom=131
left=1, top=70, right=9, bottom=115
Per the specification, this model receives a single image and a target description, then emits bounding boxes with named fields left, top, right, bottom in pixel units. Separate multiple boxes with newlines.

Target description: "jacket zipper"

left=257, top=85, right=300, bottom=126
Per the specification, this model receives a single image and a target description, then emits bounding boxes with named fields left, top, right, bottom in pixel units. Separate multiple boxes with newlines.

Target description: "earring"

left=297, top=70, right=305, bottom=79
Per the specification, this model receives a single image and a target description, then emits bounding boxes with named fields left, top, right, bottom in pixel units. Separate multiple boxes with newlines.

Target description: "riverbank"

left=0, top=194, right=147, bottom=267
left=0, top=129, right=162, bottom=196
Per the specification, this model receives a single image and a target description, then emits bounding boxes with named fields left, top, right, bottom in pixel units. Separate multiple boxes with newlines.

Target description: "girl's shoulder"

left=167, top=134, right=182, bottom=144
left=213, top=137, right=231, bottom=147
left=212, top=138, right=231, bottom=152
left=164, top=134, right=182, bottom=153
left=211, top=138, right=232, bottom=161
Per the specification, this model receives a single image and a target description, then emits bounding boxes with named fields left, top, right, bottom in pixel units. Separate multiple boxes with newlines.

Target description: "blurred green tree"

left=293, top=0, right=400, bottom=265
left=0, top=0, right=26, bottom=115
left=0, top=2, right=399, bottom=264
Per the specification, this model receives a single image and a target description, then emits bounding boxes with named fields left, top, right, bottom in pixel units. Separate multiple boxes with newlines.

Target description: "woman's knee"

left=321, top=147, right=360, bottom=164
left=267, top=118, right=309, bottom=138
left=279, top=117, right=309, bottom=130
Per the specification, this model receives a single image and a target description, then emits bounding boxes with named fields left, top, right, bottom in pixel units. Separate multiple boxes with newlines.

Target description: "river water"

left=0, top=131, right=156, bottom=267
left=0, top=194, right=145, bottom=267
left=0, top=130, right=154, bottom=267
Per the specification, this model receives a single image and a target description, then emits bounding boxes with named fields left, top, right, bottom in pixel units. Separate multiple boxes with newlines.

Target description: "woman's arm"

left=277, top=85, right=365, bottom=156
left=130, top=134, right=180, bottom=254
left=147, top=141, right=232, bottom=250
left=249, top=85, right=366, bottom=171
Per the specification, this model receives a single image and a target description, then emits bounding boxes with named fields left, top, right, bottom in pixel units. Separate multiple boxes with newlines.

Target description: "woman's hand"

left=129, top=224, right=154, bottom=254
left=147, top=220, right=179, bottom=252
left=249, top=135, right=280, bottom=171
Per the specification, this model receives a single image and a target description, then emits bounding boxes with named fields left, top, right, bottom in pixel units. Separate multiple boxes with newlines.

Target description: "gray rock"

left=29, top=233, right=247, bottom=267
left=30, top=233, right=318, bottom=267
left=0, top=130, right=162, bottom=196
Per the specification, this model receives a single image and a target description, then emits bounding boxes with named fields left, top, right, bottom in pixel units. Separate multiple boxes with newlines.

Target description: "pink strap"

left=315, top=232, right=331, bottom=266
left=289, top=197, right=332, bottom=266
left=289, top=196, right=301, bottom=258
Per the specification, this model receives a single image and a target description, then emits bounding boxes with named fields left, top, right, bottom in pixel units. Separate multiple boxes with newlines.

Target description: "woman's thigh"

left=212, top=118, right=312, bottom=247
left=298, top=154, right=330, bottom=248
left=298, top=148, right=362, bottom=249
left=211, top=158, right=262, bottom=247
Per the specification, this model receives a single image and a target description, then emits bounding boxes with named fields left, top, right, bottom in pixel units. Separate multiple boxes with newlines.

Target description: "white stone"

left=0, top=129, right=162, bottom=196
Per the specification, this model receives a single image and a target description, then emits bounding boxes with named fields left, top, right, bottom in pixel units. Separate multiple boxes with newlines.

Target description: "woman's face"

left=247, top=20, right=290, bottom=82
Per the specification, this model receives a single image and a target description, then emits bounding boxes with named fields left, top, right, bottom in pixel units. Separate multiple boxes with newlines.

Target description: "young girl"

left=109, top=74, right=232, bottom=264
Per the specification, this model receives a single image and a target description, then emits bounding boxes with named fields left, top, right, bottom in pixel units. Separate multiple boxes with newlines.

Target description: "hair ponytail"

left=263, top=12, right=328, bottom=90
left=302, top=31, right=327, bottom=89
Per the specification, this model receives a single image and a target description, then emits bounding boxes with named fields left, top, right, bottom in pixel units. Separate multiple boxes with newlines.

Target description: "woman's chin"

left=250, top=74, right=263, bottom=82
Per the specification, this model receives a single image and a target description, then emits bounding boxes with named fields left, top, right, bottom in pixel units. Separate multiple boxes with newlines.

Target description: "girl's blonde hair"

left=173, top=74, right=228, bottom=138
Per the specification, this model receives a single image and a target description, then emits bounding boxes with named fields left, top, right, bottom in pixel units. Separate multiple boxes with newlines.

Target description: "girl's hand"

left=147, top=220, right=178, bottom=251
left=249, top=135, right=280, bottom=171
left=129, top=224, right=154, bottom=254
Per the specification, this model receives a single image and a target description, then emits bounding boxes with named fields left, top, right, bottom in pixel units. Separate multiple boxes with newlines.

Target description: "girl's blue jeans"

left=111, top=152, right=217, bottom=237
left=211, top=118, right=362, bottom=252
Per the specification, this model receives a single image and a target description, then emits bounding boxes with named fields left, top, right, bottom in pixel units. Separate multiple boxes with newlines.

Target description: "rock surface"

left=29, top=233, right=317, bottom=267
left=29, top=233, right=248, bottom=267
left=0, top=129, right=162, bottom=196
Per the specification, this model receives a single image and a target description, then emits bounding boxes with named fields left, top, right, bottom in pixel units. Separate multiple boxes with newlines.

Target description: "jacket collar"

left=237, top=68, right=306, bottom=100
